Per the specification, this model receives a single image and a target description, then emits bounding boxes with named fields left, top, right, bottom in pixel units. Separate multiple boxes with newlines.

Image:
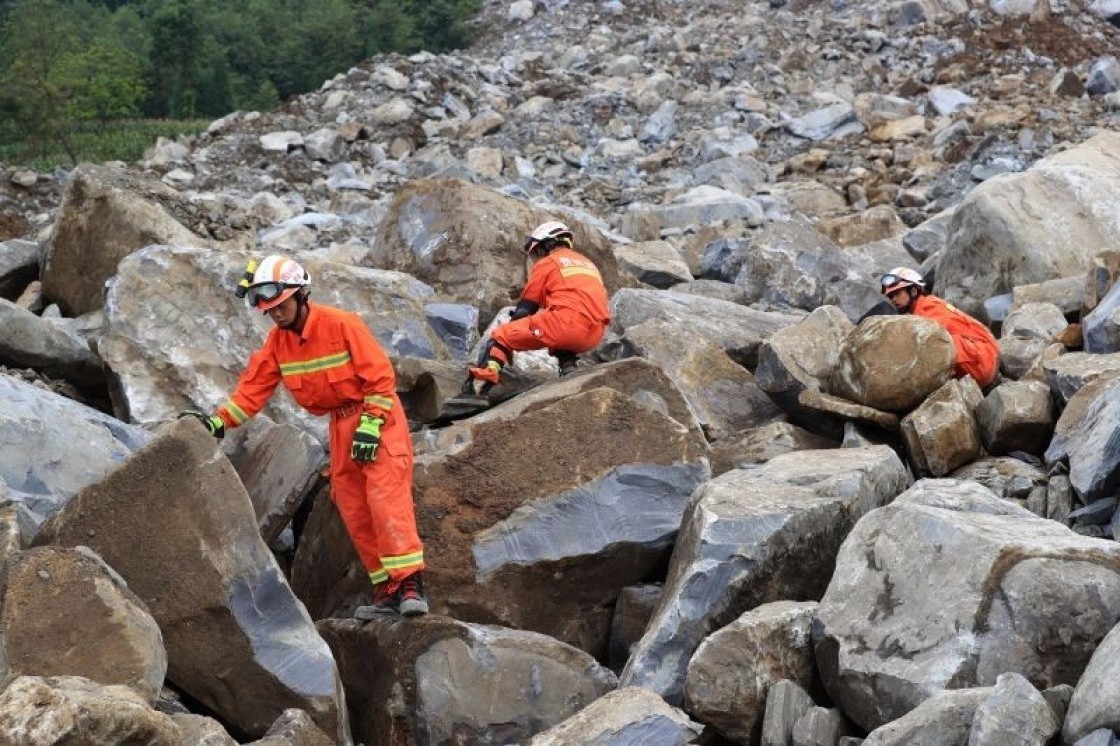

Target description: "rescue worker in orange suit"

left=180, top=255, right=427, bottom=618
left=880, top=266, right=1000, bottom=389
left=468, top=221, right=612, bottom=393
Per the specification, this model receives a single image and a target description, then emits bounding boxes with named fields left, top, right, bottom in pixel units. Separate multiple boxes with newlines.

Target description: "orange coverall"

left=912, top=295, right=1000, bottom=387
left=491, top=247, right=612, bottom=355
left=216, top=302, right=423, bottom=586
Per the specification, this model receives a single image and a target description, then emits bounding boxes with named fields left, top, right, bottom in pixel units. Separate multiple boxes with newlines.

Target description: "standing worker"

left=466, top=221, right=612, bottom=395
left=181, top=255, right=427, bottom=618
left=880, top=266, right=1000, bottom=389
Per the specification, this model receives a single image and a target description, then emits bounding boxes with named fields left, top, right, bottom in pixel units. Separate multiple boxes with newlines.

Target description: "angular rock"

left=786, top=103, right=862, bottom=141
left=0, top=238, right=39, bottom=300
left=735, top=217, right=911, bottom=321
left=1084, top=273, right=1120, bottom=354
left=222, top=416, right=324, bottom=546
left=1010, top=275, right=1084, bottom=319
left=0, top=373, right=150, bottom=525
left=248, top=709, right=334, bottom=746
left=755, top=306, right=854, bottom=437
left=0, top=546, right=166, bottom=702
left=609, top=584, right=662, bottom=673
left=710, top=422, right=837, bottom=477
left=622, top=446, right=910, bottom=703
left=968, top=672, right=1058, bottom=746
left=259, top=131, right=304, bottom=152
left=684, top=601, right=819, bottom=744
left=304, top=128, right=346, bottom=162
left=409, top=359, right=709, bottom=656
left=526, top=687, right=702, bottom=746
left=832, top=315, right=956, bottom=412
left=0, top=298, right=106, bottom=394
left=975, top=380, right=1056, bottom=456
left=1044, top=373, right=1120, bottom=503
left=1065, top=619, right=1120, bottom=742
left=371, top=178, right=626, bottom=325
left=40, top=164, right=246, bottom=317
left=792, top=706, right=855, bottom=746
left=938, top=132, right=1120, bottom=319
left=34, top=419, right=350, bottom=742
left=862, top=688, right=992, bottom=746
left=613, top=240, right=692, bottom=289
left=610, top=288, right=800, bottom=368
left=815, top=479, right=1120, bottom=732
left=949, top=457, right=1047, bottom=503
left=319, top=616, right=616, bottom=746
left=816, top=205, right=907, bottom=248
left=999, top=301, right=1069, bottom=379
left=0, top=675, right=181, bottom=744
left=605, top=317, right=783, bottom=441
left=1043, top=352, right=1120, bottom=404
left=171, top=713, right=239, bottom=745
left=761, top=680, right=816, bottom=746
left=901, top=377, right=983, bottom=477
left=289, top=486, right=370, bottom=621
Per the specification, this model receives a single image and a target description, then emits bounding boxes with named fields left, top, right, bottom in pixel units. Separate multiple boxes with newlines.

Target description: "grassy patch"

left=0, top=119, right=209, bottom=170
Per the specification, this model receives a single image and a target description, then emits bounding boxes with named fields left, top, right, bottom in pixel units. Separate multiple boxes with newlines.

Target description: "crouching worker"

left=467, top=221, right=612, bottom=394
left=180, top=254, right=428, bottom=618
left=880, top=266, right=1000, bottom=389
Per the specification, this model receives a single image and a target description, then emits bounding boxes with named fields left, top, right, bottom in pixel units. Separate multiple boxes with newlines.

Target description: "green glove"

left=178, top=410, right=225, bottom=439
left=351, top=414, right=383, bottom=463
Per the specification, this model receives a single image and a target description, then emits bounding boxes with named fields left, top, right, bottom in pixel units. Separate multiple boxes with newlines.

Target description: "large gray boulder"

left=411, top=359, right=711, bottom=657
left=815, top=479, right=1120, bottom=732
left=371, top=178, right=627, bottom=325
left=319, top=616, right=617, bottom=746
left=622, top=446, right=910, bottom=703
left=862, top=688, right=993, bottom=746
left=609, top=288, right=801, bottom=368
left=938, top=132, right=1120, bottom=319
left=40, top=163, right=248, bottom=316
left=34, top=419, right=350, bottom=743
left=734, top=217, right=912, bottom=321
left=604, top=317, right=783, bottom=441
left=0, top=373, right=150, bottom=526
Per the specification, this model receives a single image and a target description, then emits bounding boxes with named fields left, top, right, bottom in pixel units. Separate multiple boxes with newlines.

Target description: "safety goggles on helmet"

left=880, top=274, right=905, bottom=289
left=245, top=281, right=291, bottom=307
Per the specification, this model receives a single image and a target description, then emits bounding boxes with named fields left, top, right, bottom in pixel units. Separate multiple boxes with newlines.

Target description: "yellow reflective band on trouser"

left=369, top=569, right=389, bottom=584
left=559, top=266, right=602, bottom=280
left=364, top=394, right=394, bottom=410
left=381, top=550, right=424, bottom=571
left=223, top=400, right=249, bottom=425
left=279, top=351, right=351, bottom=377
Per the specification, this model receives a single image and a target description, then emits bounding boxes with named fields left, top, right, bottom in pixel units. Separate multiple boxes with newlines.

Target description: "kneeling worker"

left=467, top=221, right=612, bottom=394
left=880, top=266, right=1000, bottom=388
left=182, top=255, right=428, bottom=618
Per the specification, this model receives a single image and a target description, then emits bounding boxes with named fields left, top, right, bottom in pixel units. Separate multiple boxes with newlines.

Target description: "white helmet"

left=245, top=255, right=310, bottom=311
left=880, top=266, right=925, bottom=295
left=523, top=221, right=573, bottom=255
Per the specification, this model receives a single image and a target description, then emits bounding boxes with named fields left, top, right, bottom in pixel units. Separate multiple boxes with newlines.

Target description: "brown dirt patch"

left=939, top=17, right=1120, bottom=72
left=0, top=211, right=30, bottom=241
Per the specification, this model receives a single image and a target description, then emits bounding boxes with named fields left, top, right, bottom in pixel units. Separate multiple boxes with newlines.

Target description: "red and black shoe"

left=397, top=572, right=429, bottom=617
left=353, top=581, right=399, bottom=619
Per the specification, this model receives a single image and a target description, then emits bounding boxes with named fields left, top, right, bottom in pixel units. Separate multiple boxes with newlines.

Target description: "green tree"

left=0, top=0, right=147, bottom=163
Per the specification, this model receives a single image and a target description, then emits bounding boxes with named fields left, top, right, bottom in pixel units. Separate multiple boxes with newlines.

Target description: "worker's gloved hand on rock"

left=351, top=414, right=383, bottom=463
left=178, top=410, right=225, bottom=439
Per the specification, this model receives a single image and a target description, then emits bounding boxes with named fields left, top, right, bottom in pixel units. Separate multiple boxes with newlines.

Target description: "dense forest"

left=0, top=0, right=482, bottom=165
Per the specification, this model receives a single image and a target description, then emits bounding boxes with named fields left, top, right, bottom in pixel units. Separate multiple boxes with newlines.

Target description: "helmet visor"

left=246, top=281, right=287, bottom=307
